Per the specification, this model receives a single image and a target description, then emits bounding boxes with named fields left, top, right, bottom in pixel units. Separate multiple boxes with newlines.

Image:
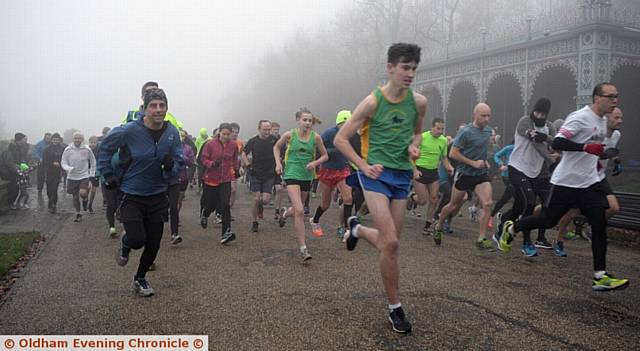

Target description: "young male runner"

left=335, top=43, right=426, bottom=333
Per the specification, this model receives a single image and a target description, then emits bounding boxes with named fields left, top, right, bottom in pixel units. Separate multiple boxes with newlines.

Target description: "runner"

left=242, top=120, right=278, bottom=232
left=61, top=132, right=96, bottom=222
left=493, top=98, right=558, bottom=256
left=335, top=43, right=426, bottom=333
left=500, top=82, right=629, bottom=291
left=122, top=81, right=182, bottom=129
left=490, top=140, right=514, bottom=224
left=273, top=108, right=328, bottom=262
left=87, top=136, right=100, bottom=214
left=407, top=117, right=453, bottom=234
left=99, top=87, right=184, bottom=297
left=0, top=133, right=29, bottom=208
left=270, top=122, right=287, bottom=221
left=552, top=107, right=624, bottom=257
left=200, top=123, right=240, bottom=244
left=229, top=122, right=243, bottom=211
left=32, top=132, right=51, bottom=196
left=434, top=103, right=494, bottom=250
left=310, top=110, right=355, bottom=239
left=195, top=127, right=210, bottom=192
left=41, top=133, right=66, bottom=213
left=167, top=129, right=195, bottom=245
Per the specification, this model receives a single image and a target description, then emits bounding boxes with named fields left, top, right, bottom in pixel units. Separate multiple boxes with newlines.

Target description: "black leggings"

left=168, top=183, right=181, bottom=235
left=514, top=185, right=608, bottom=271
left=491, top=176, right=513, bottom=216
left=503, top=166, right=550, bottom=242
left=202, top=182, right=232, bottom=235
left=123, top=220, right=164, bottom=279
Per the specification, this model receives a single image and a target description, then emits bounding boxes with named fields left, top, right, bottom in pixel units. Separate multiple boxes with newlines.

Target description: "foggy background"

left=1, top=0, right=639, bottom=141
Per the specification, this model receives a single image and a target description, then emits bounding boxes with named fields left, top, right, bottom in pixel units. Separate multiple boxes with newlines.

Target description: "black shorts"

left=284, top=179, right=312, bottom=192
left=89, top=176, right=100, bottom=187
left=547, top=183, right=609, bottom=211
left=67, top=178, right=89, bottom=194
left=415, top=166, right=439, bottom=185
left=453, top=172, right=491, bottom=192
left=119, top=193, right=169, bottom=223
left=250, top=176, right=275, bottom=194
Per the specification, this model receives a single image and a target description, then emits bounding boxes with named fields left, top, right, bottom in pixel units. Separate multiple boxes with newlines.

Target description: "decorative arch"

left=527, top=58, right=578, bottom=102
left=528, top=64, right=577, bottom=121
left=446, top=79, right=479, bottom=134
left=485, top=73, right=524, bottom=143
left=421, top=86, right=444, bottom=126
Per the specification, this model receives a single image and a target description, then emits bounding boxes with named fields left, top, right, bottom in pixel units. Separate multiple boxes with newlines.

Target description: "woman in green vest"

left=274, top=108, right=328, bottom=262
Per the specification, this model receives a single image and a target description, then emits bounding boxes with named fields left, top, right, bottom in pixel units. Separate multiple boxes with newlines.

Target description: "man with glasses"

left=500, top=82, right=629, bottom=291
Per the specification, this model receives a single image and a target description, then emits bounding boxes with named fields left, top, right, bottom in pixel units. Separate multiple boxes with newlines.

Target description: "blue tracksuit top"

left=97, top=118, right=184, bottom=196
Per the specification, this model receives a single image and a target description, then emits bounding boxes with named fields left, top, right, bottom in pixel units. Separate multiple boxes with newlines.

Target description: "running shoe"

left=443, top=219, right=453, bottom=234
left=553, top=241, right=567, bottom=257
left=109, top=227, right=118, bottom=238
left=300, top=247, right=312, bottom=261
left=221, top=229, right=236, bottom=244
left=534, top=239, right=553, bottom=250
left=592, top=273, right=629, bottom=291
left=336, top=226, right=346, bottom=239
left=433, top=227, right=443, bottom=246
left=116, top=235, right=130, bottom=267
left=492, top=233, right=502, bottom=252
left=388, top=306, right=412, bottom=333
left=74, top=213, right=82, bottom=222
left=499, top=220, right=513, bottom=253
left=200, top=214, right=208, bottom=229
left=309, top=218, right=324, bottom=237
left=133, top=278, right=154, bottom=297
left=304, top=206, right=310, bottom=216
left=215, top=213, right=223, bottom=224
left=476, top=238, right=495, bottom=251
left=170, top=233, right=183, bottom=245
left=251, top=221, right=259, bottom=233
left=564, top=231, right=577, bottom=241
left=345, top=216, right=360, bottom=251
left=422, top=222, right=433, bottom=236
left=274, top=209, right=280, bottom=221
left=406, top=192, right=415, bottom=211
left=521, top=242, right=538, bottom=257
left=278, top=207, right=288, bottom=227
left=468, top=205, right=479, bottom=222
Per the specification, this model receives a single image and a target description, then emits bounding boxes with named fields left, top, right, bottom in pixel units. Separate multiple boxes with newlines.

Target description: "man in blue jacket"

left=98, top=88, right=184, bottom=297
left=32, top=132, right=52, bottom=195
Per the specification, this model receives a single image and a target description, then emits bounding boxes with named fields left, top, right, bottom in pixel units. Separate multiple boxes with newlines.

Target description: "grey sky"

left=0, top=0, right=348, bottom=141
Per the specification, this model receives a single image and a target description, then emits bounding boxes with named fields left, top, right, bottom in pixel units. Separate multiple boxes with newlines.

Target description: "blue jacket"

left=493, top=144, right=514, bottom=178
left=97, top=118, right=184, bottom=196
left=32, top=139, right=49, bottom=162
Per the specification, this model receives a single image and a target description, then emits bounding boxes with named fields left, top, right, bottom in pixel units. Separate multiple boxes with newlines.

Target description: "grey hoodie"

left=61, top=144, right=96, bottom=180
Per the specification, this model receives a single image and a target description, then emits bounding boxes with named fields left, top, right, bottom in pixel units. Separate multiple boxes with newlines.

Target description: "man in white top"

left=493, top=98, right=559, bottom=257
left=61, top=132, right=96, bottom=222
left=500, top=83, right=629, bottom=291
left=552, top=107, right=624, bottom=257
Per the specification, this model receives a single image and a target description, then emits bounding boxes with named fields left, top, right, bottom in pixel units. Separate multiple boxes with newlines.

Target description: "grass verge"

left=0, top=232, right=41, bottom=277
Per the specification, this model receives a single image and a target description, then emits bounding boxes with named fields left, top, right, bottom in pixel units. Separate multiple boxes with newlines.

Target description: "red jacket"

left=201, top=138, right=239, bottom=186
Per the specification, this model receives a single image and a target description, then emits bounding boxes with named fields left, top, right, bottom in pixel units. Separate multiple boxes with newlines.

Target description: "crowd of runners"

left=0, top=42, right=630, bottom=334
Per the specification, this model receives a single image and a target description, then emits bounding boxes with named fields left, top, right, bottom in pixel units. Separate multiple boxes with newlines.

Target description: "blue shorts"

left=346, top=168, right=412, bottom=200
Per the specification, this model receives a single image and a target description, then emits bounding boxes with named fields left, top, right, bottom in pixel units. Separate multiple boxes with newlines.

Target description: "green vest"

left=361, top=88, right=417, bottom=170
left=416, top=131, right=448, bottom=170
left=284, top=129, right=316, bottom=181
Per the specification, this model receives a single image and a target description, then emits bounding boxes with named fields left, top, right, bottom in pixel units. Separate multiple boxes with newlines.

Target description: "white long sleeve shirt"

left=61, top=144, right=96, bottom=180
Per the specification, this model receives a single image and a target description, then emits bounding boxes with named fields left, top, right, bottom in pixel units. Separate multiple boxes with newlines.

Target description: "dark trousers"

left=202, top=182, right=232, bottom=235
left=514, top=184, right=608, bottom=271
left=45, top=175, right=61, bottom=207
left=119, top=193, right=168, bottom=279
left=101, top=183, right=120, bottom=228
left=492, top=176, right=513, bottom=216
left=36, top=165, right=46, bottom=192
left=168, top=183, right=181, bottom=235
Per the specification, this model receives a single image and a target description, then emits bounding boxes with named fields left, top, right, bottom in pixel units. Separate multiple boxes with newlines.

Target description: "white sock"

left=594, top=270, right=606, bottom=279
left=351, top=224, right=360, bottom=238
left=508, top=225, right=515, bottom=235
left=388, top=302, right=401, bottom=311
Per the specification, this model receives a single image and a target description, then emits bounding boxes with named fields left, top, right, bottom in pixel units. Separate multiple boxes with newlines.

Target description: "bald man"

left=434, top=103, right=495, bottom=250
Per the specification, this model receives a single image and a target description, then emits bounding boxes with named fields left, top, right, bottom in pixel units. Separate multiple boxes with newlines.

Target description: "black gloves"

left=211, top=159, right=222, bottom=168
left=532, top=131, right=549, bottom=143
left=599, top=148, right=620, bottom=160
left=104, top=174, right=119, bottom=190
left=163, top=154, right=174, bottom=172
